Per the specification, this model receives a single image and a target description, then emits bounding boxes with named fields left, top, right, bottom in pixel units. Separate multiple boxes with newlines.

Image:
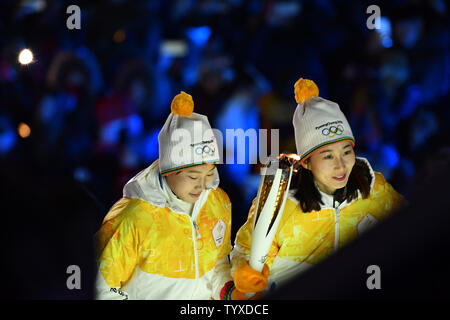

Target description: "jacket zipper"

left=191, top=221, right=199, bottom=279
left=334, top=207, right=340, bottom=252
left=333, top=198, right=340, bottom=252
left=191, top=203, right=201, bottom=280
left=185, top=190, right=210, bottom=283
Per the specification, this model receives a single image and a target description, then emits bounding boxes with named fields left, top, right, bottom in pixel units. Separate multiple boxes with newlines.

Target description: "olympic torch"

left=249, top=154, right=299, bottom=272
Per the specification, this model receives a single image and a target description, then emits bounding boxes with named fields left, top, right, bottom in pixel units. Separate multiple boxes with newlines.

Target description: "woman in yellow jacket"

left=231, top=78, right=405, bottom=296
left=95, top=92, right=243, bottom=300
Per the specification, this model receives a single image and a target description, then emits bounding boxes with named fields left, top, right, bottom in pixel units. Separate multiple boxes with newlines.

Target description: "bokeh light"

left=113, top=29, right=126, bottom=43
left=17, top=122, right=31, bottom=138
left=18, top=48, right=34, bottom=65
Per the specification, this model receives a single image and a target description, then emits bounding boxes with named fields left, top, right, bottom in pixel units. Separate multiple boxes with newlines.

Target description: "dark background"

left=0, top=0, right=448, bottom=299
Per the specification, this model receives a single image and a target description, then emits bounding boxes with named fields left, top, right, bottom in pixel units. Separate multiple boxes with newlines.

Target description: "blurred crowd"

left=0, top=0, right=449, bottom=298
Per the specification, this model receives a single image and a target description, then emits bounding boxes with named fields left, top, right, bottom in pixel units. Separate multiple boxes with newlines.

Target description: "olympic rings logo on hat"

left=322, top=125, right=344, bottom=137
left=195, top=144, right=216, bottom=157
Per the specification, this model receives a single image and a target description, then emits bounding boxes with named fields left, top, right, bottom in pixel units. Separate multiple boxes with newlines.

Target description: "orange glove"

left=231, top=289, right=264, bottom=300
left=230, top=288, right=247, bottom=300
left=234, top=261, right=270, bottom=293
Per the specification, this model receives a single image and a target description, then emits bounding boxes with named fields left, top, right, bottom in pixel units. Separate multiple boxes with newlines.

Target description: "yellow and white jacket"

left=231, top=158, right=404, bottom=292
left=95, top=160, right=232, bottom=300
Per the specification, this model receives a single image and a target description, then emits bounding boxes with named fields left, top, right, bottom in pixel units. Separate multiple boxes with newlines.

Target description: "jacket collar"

left=356, top=156, right=375, bottom=190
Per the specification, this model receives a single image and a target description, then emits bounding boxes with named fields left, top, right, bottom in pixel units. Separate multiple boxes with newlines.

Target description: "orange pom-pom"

left=294, top=78, right=319, bottom=104
left=171, top=91, right=194, bottom=116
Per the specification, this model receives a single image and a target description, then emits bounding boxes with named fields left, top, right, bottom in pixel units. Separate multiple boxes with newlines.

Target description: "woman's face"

left=301, top=141, right=356, bottom=195
left=165, top=164, right=216, bottom=203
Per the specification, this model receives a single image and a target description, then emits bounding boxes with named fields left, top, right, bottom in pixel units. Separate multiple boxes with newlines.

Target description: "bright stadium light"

left=18, top=48, right=34, bottom=65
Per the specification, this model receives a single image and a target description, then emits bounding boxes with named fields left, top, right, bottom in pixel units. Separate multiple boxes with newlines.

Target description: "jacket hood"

left=122, top=159, right=220, bottom=210
left=354, top=156, right=375, bottom=190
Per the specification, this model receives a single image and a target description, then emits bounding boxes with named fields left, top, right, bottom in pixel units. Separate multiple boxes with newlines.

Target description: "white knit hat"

left=158, top=91, right=220, bottom=176
left=292, top=78, right=355, bottom=164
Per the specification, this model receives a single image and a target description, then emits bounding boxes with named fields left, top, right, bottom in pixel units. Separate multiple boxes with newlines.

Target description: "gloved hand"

left=230, top=287, right=247, bottom=300
left=234, top=261, right=270, bottom=293
left=231, top=289, right=264, bottom=300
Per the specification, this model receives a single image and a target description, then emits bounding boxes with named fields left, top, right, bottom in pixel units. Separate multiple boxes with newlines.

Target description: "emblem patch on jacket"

left=212, top=219, right=226, bottom=247
left=357, top=214, right=378, bottom=234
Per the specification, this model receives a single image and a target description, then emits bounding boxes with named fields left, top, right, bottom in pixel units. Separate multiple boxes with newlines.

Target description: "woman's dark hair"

left=291, top=158, right=372, bottom=213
